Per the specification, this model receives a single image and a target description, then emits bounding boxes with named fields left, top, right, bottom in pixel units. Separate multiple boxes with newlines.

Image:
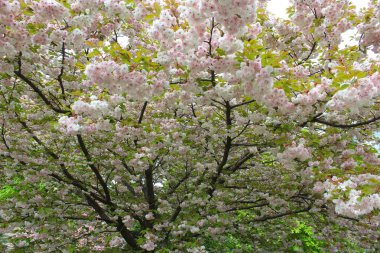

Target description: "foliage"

left=287, top=222, right=324, bottom=253
left=0, top=0, right=379, bottom=252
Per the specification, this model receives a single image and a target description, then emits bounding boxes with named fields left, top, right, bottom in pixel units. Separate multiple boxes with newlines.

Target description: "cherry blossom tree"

left=0, top=0, right=379, bottom=252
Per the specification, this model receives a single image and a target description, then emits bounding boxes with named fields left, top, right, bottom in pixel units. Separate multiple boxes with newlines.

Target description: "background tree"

left=0, top=0, right=379, bottom=252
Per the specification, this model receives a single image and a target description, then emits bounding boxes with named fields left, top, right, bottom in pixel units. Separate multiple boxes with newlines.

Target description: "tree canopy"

left=0, top=0, right=379, bottom=252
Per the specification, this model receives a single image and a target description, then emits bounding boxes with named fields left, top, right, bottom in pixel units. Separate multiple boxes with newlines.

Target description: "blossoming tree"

left=0, top=0, right=379, bottom=251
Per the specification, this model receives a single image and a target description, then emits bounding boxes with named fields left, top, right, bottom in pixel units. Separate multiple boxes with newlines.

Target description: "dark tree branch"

left=205, top=17, right=217, bottom=87
left=51, top=169, right=106, bottom=204
left=16, top=116, right=106, bottom=202
left=61, top=216, right=108, bottom=222
left=296, top=42, right=317, bottom=65
left=170, top=206, right=182, bottom=223
left=107, top=148, right=136, bottom=175
left=211, top=99, right=225, bottom=107
left=166, top=170, right=191, bottom=196
left=57, top=42, right=66, bottom=98
left=138, top=103, right=157, bottom=226
left=308, top=68, right=325, bottom=76
left=144, top=166, right=156, bottom=211
left=84, top=194, right=112, bottom=223
left=232, top=120, right=251, bottom=140
left=231, top=99, right=256, bottom=109
left=226, top=152, right=254, bottom=172
left=1, top=123, right=10, bottom=150
left=162, top=205, right=182, bottom=244
left=253, top=204, right=313, bottom=222
left=338, top=215, right=360, bottom=222
left=121, top=180, right=137, bottom=196
left=208, top=101, right=232, bottom=196
left=138, top=101, right=148, bottom=124
left=14, top=54, right=70, bottom=113
left=77, top=134, right=111, bottom=203
left=312, top=114, right=380, bottom=128
left=17, top=116, right=59, bottom=159
left=190, top=104, right=197, bottom=118
left=116, top=216, right=139, bottom=250
left=224, top=201, right=269, bottom=212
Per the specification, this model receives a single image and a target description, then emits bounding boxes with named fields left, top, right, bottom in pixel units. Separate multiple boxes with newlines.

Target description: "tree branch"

left=205, top=17, right=217, bottom=87
left=77, top=134, right=111, bottom=203
left=208, top=101, right=232, bottom=196
left=144, top=166, right=156, bottom=211
left=253, top=204, right=313, bottom=222
left=312, top=114, right=380, bottom=128
left=231, top=99, right=256, bottom=109
left=296, top=42, right=317, bottom=65
left=57, top=42, right=66, bottom=98
left=138, top=101, right=148, bottom=124
left=14, top=68, right=70, bottom=114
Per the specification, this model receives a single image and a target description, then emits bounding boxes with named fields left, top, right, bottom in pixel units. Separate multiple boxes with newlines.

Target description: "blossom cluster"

left=72, top=98, right=109, bottom=118
left=277, top=140, right=312, bottom=164
left=1, top=0, right=379, bottom=252
left=358, top=1, right=380, bottom=53
left=327, top=73, right=380, bottom=114
left=316, top=174, right=380, bottom=223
